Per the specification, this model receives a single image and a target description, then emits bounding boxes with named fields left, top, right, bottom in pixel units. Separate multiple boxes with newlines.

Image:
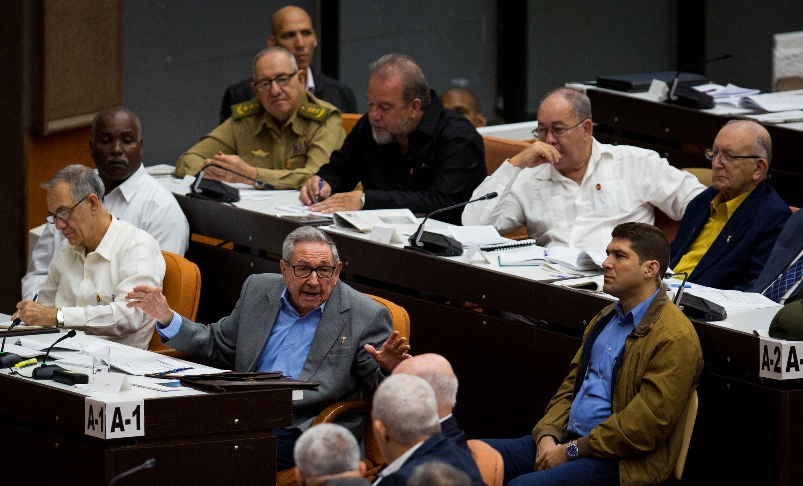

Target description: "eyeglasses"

left=704, top=148, right=762, bottom=164
left=532, top=120, right=585, bottom=140
left=285, top=263, right=337, bottom=279
left=253, top=71, right=299, bottom=92
left=46, top=195, right=87, bottom=224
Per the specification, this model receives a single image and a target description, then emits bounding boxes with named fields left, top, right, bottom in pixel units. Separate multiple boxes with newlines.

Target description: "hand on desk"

left=364, top=330, right=411, bottom=372
left=12, top=300, right=57, bottom=327
left=203, top=153, right=258, bottom=185
left=299, top=175, right=332, bottom=205
left=307, top=189, right=364, bottom=213
left=126, top=286, right=175, bottom=325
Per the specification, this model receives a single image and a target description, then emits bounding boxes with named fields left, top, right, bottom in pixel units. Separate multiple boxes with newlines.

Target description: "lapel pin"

left=341, top=336, right=346, bottom=344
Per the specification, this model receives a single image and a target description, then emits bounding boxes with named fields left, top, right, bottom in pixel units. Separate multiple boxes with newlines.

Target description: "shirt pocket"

left=590, top=179, right=631, bottom=216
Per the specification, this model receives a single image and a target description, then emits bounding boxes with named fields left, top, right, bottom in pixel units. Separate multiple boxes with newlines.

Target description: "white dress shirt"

left=38, top=217, right=165, bottom=350
left=462, top=138, right=705, bottom=251
left=22, top=165, right=189, bottom=300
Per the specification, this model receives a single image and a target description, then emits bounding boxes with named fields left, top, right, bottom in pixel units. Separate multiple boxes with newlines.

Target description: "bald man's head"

left=268, top=5, right=318, bottom=71
left=393, top=353, right=458, bottom=418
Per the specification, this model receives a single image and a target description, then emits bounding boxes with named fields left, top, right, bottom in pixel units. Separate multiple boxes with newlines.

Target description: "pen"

left=33, top=293, right=38, bottom=302
left=13, top=358, right=38, bottom=369
left=314, top=178, right=323, bottom=204
left=670, top=283, right=691, bottom=288
left=153, top=367, right=192, bottom=376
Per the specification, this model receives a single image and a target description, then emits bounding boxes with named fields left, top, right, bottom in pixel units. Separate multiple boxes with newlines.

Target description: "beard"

left=370, top=115, right=411, bottom=145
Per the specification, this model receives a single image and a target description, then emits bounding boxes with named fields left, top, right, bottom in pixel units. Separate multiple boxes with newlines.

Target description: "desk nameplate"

left=760, top=337, right=803, bottom=380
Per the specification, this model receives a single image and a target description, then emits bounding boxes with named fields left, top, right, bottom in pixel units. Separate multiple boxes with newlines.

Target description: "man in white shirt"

left=13, top=165, right=164, bottom=349
left=462, top=87, right=705, bottom=251
left=22, top=107, right=188, bottom=300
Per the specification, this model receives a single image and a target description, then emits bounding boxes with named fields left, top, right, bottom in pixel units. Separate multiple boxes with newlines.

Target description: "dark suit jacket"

left=440, top=415, right=469, bottom=451
left=669, top=182, right=791, bottom=290
left=220, top=68, right=358, bottom=123
left=749, top=208, right=803, bottom=300
left=376, top=433, right=484, bottom=486
left=166, top=274, right=393, bottom=433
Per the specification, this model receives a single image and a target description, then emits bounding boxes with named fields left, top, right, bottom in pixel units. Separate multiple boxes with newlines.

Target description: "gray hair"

left=541, top=86, right=592, bottom=121
left=42, top=164, right=105, bottom=203
left=407, top=461, right=471, bottom=486
left=372, top=374, right=440, bottom=446
left=253, top=46, right=299, bottom=75
left=370, top=54, right=431, bottom=108
left=281, top=226, right=340, bottom=263
left=417, top=368, right=458, bottom=410
left=90, top=107, right=141, bottom=141
left=725, top=119, right=773, bottom=163
left=293, top=423, right=360, bottom=478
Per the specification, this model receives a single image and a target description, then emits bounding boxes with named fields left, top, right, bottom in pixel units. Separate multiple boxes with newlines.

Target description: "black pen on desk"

left=32, top=293, right=38, bottom=302
left=314, top=178, right=323, bottom=204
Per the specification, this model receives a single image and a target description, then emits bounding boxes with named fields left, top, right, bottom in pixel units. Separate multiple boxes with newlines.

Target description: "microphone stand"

left=667, top=53, right=732, bottom=109
left=32, top=330, right=77, bottom=379
left=198, top=163, right=273, bottom=189
left=0, top=318, right=23, bottom=367
left=405, top=192, right=498, bottom=257
left=108, top=458, right=156, bottom=486
left=665, top=271, right=689, bottom=307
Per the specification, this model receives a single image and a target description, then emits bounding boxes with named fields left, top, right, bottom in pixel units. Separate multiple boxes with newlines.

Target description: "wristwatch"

left=566, top=440, right=579, bottom=460
left=55, top=308, right=65, bottom=329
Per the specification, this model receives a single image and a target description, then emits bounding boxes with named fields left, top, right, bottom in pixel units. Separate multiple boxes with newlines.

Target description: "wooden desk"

left=584, top=86, right=803, bottom=208
left=0, top=372, right=292, bottom=484
left=175, top=194, right=803, bottom=485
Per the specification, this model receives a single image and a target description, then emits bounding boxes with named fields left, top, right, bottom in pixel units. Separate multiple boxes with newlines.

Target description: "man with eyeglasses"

left=176, top=46, right=345, bottom=189
left=125, top=226, right=411, bottom=469
left=21, top=107, right=189, bottom=301
left=219, top=5, right=358, bottom=123
left=299, top=54, right=486, bottom=226
left=669, top=119, right=791, bottom=290
left=462, top=87, right=705, bottom=250
left=13, top=165, right=164, bottom=350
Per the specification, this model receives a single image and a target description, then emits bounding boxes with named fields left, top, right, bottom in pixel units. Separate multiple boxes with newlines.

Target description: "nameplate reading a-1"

left=85, top=398, right=145, bottom=439
left=759, top=337, right=803, bottom=380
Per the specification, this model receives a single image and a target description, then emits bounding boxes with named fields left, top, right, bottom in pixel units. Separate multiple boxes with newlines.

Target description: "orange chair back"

left=341, top=113, right=362, bottom=135
left=482, top=135, right=530, bottom=175
left=149, top=251, right=201, bottom=353
left=467, top=439, right=504, bottom=486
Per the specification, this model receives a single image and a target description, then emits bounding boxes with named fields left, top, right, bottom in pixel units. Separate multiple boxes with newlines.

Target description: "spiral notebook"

left=480, top=239, right=538, bottom=251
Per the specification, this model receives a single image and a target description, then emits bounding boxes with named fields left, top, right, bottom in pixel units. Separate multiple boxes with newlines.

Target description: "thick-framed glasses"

left=704, top=148, right=762, bottom=164
left=46, top=195, right=87, bottom=224
left=254, top=71, right=299, bottom=92
left=532, top=120, right=585, bottom=140
left=285, top=263, right=337, bottom=279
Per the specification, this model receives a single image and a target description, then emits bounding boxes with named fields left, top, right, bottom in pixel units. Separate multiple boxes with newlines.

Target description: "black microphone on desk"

left=108, top=458, right=156, bottom=486
left=0, top=318, right=24, bottom=367
left=32, top=329, right=77, bottom=379
left=666, top=53, right=732, bottom=109
left=405, top=192, right=498, bottom=257
left=188, top=163, right=275, bottom=203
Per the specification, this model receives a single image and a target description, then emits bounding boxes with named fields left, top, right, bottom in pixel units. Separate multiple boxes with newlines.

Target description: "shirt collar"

left=73, top=215, right=120, bottom=260
left=111, top=165, right=148, bottom=203
left=710, top=187, right=754, bottom=220
left=613, top=287, right=661, bottom=326
left=406, top=89, right=442, bottom=140
left=253, top=92, right=310, bottom=137
left=377, top=439, right=426, bottom=480
left=304, top=67, right=315, bottom=93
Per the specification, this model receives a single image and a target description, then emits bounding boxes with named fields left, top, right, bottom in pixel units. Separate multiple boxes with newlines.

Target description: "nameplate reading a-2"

left=759, top=337, right=803, bottom=380
left=85, top=398, right=145, bottom=439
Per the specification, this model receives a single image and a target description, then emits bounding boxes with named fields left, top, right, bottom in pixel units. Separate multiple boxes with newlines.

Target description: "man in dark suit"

left=749, top=209, right=803, bottom=303
left=393, top=353, right=468, bottom=450
left=670, top=119, right=791, bottom=290
left=370, top=374, right=484, bottom=486
left=219, top=5, right=358, bottom=123
left=126, top=226, right=410, bottom=469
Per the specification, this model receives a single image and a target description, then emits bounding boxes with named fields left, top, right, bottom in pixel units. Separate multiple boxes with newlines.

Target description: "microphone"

left=188, top=163, right=275, bottom=203
left=665, top=271, right=689, bottom=305
left=108, top=458, right=156, bottom=486
left=32, top=329, right=77, bottom=379
left=667, top=53, right=732, bottom=109
left=0, top=318, right=24, bottom=367
left=405, top=192, right=498, bottom=257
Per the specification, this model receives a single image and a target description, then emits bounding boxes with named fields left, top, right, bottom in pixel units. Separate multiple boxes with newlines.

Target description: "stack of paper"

left=543, top=246, right=605, bottom=271
left=497, top=246, right=546, bottom=266
left=332, top=209, right=420, bottom=235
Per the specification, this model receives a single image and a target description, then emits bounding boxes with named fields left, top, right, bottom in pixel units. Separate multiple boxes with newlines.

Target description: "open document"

left=332, top=209, right=420, bottom=235
left=543, top=246, right=605, bottom=271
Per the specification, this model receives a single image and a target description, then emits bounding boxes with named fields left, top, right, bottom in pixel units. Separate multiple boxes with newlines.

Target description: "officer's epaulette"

left=231, top=99, right=264, bottom=119
left=297, top=102, right=332, bottom=122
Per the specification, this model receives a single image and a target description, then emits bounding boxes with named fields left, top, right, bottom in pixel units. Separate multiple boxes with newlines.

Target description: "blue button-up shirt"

left=158, top=288, right=325, bottom=378
left=567, top=288, right=660, bottom=437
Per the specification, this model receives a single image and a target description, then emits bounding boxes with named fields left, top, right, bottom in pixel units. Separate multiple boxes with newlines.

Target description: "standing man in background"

left=220, top=4, right=358, bottom=123
left=22, top=107, right=188, bottom=301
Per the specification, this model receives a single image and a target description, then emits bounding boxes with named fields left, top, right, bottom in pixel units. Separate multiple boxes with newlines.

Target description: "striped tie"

left=763, top=255, right=803, bottom=303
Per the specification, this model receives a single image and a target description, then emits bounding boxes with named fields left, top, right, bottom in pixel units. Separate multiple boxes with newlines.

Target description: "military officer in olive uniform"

left=176, top=46, right=345, bottom=190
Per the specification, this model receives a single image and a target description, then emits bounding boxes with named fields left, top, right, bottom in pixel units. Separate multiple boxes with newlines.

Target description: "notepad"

left=497, top=246, right=546, bottom=266
left=481, top=238, right=538, bottom=252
